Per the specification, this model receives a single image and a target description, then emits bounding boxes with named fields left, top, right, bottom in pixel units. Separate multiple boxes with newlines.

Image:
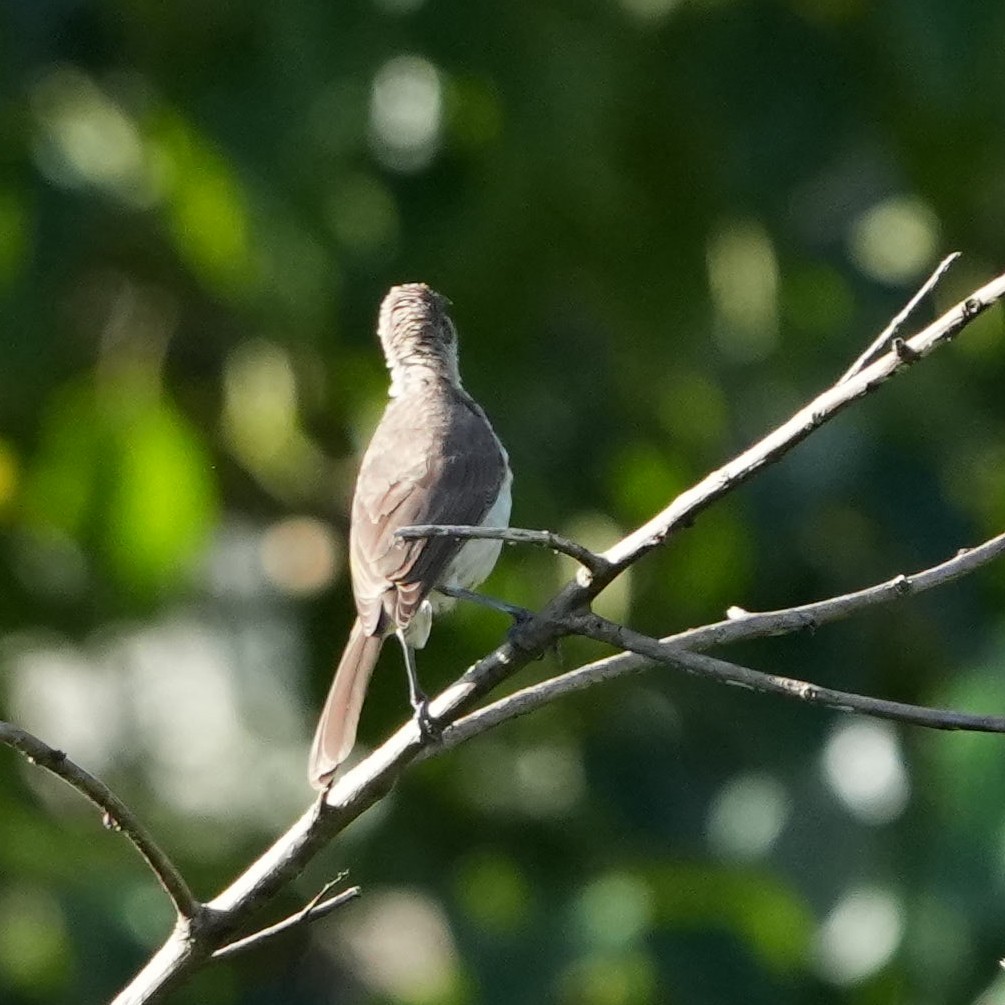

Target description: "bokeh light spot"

left=615, top=0, right=684, bottom=21
left=337, top=889, right=461, bottom=1004
left=370, top=55, right=443, bottom=172
left=325, top=173, right=400, bottom=255
left=513, top=742, right=586, bottom=817
left=31, top=66, right=158, bottom=207
left=260, top=515, right=340, bottom=596
left=0, top=887, right=71, bottom=995
left=0, top=188, right=28, bottom=284
left=814, top=886, right=903, bottom=984
left=707, top=772, right=790, bottom=860
left=822, top=720, right=909, bottom=824
left=849, top=196, right=939, bottom=284
left=9, top=644, right=123, bottom=774
left=454, top=851, right=532, bottom=932
left=558, top=950, right=658, bottom=1005
left=574, top=873, right=654, bottom=950
left=0, top=438, right=20, bottom=512
left=708, top=219, right=779, bottom=362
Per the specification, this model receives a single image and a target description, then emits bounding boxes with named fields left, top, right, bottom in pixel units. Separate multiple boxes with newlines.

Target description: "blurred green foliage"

left=3, top=0, right=1005, bottom=1002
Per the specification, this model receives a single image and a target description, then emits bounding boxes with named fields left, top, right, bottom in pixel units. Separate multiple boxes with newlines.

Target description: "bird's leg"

left=436, top=585, right=534, bottom=626
left=395, top=629, right=440, bottom=743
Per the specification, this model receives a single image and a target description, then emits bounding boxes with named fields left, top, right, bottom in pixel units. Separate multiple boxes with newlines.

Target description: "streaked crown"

left=377, top=283, right=459, bottom=384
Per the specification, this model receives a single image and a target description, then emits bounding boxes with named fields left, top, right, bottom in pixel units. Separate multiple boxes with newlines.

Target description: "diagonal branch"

left=597, top=267, right=1003, bottom=577
left=674, top=530, right=1005, bottom=651
left=110, top=265, right=1005, bottom=1004
left=0, top=721, right=200, bottom=922
left=574, top=614, right=1005, bottom=731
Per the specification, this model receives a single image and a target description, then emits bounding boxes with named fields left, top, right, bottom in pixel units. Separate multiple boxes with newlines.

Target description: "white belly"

left=440, top=467, right=513, bottom=594
left=405, top=466, right=512, bottom=648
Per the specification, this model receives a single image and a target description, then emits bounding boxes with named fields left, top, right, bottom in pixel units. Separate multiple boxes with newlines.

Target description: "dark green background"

left=3, top=0, right=1005, bottom=1002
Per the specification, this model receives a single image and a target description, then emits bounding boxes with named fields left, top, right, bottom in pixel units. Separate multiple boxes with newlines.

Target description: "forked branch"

left=434, top=531, right=1005, bottom=750
left=101, top=261, right=1005, bottom=1004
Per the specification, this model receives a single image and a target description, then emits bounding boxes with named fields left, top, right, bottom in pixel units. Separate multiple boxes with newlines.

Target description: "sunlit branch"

left=110, top=264, right=1005, bottom=1003
left=598, top=266, right=1004, bottom=577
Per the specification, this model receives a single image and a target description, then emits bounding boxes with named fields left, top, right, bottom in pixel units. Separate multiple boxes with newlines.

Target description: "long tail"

left=309, top=618, right=383, bottom=789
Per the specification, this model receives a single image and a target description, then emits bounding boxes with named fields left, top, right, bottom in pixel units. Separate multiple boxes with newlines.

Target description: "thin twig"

left=578, top=614, right=1005, bottom=731
left=212, top=881, right=361, bottom=960
left=838, top=252, right=961, bottom=384
left=0, top=721, right=200, bottom=921
left=396, top=524, right=608, bottom=574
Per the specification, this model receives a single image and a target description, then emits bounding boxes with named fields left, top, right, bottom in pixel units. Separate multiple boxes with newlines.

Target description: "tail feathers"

left=309, top=619, right=383, bottom=789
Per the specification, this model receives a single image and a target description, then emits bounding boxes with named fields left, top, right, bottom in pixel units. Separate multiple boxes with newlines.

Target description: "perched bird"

left=309, top=283, right=512, bottom=788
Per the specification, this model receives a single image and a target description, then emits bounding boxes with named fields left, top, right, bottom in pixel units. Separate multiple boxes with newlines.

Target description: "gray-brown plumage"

left=309, top=284, right=511, bottom=788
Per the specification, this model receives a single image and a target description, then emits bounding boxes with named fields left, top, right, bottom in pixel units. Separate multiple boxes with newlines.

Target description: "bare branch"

left=396, top=524, right=608, bottom=574
left=438, top=613, right=1005, bottom=751
left=0, top=721, right=200, bottom=922
left=110, top=266, right=1005, bottom=1004
left=212, top=881, right=361, bottom=960
left=673, top=531, right=1005, bottom=651
left=434, top=530, right=1005, bottom=750
left=598, top=267, right=1004, bottom=577
left=577, top=614, right=1005, bottom=729
left=838, top=252, right=961, bottom=383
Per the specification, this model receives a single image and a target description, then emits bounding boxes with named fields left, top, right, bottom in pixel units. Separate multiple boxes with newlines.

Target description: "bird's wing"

left=349, top=387, right=507, bottom=634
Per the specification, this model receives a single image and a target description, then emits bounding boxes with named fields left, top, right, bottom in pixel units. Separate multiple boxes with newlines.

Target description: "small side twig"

left=396, top=524, right=608, bottom=575
left=839, top=252, right=961, bottom=383
left=212, top=880, right=361, bottom=960
left=0, top=721, right=200, bottom=921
